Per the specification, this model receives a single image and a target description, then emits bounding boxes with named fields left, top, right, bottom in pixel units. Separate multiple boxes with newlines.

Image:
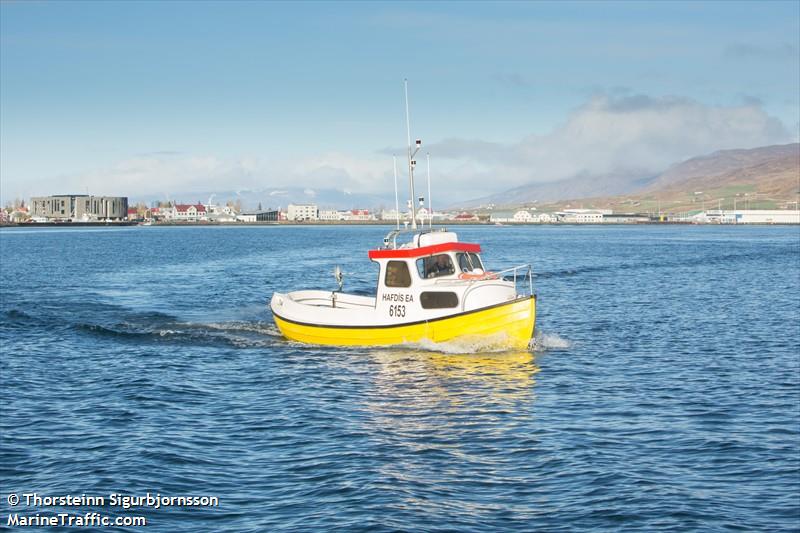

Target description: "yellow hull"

left=273, top=296, right=536, bottom=350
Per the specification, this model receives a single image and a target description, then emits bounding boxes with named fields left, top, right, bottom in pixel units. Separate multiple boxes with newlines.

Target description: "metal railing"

left=382, top=227, right=449, bottom=250
left=434, top=263, right=534, bottom=297
left=495, top=263, right=534, bottom=297
left=453, top=263, right=533, bottom=312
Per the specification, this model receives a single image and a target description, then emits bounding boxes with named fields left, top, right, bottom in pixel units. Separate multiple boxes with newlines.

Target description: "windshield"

left=416, top=254, right=455, bottom=279
left=456, top=252, right=484, bottom=273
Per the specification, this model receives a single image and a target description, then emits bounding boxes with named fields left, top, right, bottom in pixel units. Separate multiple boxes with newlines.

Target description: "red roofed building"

left=348, top=209, right=373, bottom=221
left=169, top=203, right=207, bottom=221
left=454, top=212, right=479, bottom=221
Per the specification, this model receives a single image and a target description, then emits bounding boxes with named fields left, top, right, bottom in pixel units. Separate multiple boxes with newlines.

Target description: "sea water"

left=1, top=225, right=798, bottom=531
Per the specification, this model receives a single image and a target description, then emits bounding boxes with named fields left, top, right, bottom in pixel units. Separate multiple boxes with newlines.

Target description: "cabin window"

left=456, top=252, right=484, bottom=273
left=420, top=291, right=459, bottom=309
left=385, top=261, right=412, bottom=287
left=416, top=254, right=456, bottom=279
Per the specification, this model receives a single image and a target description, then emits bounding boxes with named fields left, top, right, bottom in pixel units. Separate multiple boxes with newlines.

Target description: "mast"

left=426, top=152, right=432, bottom=229
left=393, top=155, right=400, bottom=230
left=404, top=79, right=421, bottom=230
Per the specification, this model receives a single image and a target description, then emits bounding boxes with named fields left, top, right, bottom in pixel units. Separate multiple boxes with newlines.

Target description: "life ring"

left=458, top=271, right=497, bottom=281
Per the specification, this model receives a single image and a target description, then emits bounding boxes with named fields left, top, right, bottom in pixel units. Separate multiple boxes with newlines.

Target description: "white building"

left=207, top=213, right=237, bottom=222
left=513, top=210, right=534, bottom=223
left=602, top=213, right=650, bottom=224
left=575, top=212, right=604, bottom=223
left=693, top=210, right=800, bottom=224
left=382, top=209, right=412, bottom=222
left=348, top=209, right=373, bottom=221
left=318, top=209, right=340, bottom=221
left=206, top=204, right=237, bottom=216
left=167, top=204, right=207, bottom=221
left=556, top=209, right=610, bottom=223
left=535, top=213, right=555, bottom=223
left=287, top=203, right=318, bottom=221
left=489, top=211, right=514, bottom=223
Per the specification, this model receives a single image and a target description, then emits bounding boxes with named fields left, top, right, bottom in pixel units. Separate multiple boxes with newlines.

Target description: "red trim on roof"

left=368, top=242, right=480, bottom=259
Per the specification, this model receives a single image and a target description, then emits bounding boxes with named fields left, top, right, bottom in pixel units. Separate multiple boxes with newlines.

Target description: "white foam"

left=532, top=332, right=572, bottom=350
left=409, top=333, right=520, bottom=355
left=203, top=321, right=283, bottom=337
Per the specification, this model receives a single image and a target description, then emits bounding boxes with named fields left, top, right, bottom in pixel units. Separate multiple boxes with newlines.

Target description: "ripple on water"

left=1, top=225, right=798, bottom=531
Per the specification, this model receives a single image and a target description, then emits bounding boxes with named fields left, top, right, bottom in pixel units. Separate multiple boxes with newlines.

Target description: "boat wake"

left=1, top=307, right=286, bottom=350
left=5, top=307, right=568, bottom=355
left=406, top=331, right=573, bottom=355
left=409, top=334, right=522, bottom=355
left=204, top=321, right=283, bottom=338
left=75, top=320, right=280, bottom=348
left=531, top=331, right=572, bottom=351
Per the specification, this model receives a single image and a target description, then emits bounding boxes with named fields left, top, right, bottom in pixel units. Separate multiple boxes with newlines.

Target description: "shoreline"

left=2, top=220, right=798, bottom=228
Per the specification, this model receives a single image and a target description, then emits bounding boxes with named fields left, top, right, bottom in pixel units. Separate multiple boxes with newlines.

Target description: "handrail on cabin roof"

left=382, top=227, right=450, bottom=250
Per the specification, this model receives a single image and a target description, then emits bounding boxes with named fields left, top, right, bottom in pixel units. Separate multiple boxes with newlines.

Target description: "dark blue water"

left=1, top=225, right=798, bottom=531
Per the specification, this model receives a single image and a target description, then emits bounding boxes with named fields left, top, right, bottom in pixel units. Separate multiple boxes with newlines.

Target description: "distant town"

left=1, top=194, right=799, bottom=226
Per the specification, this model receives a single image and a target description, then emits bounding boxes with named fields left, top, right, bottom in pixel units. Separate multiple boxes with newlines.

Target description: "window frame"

left=384, top=260, right=412, bottom=288
left=416, top=253, right=456, bottom=279
left=456, top=252, right=484, bottom=273
left=420, top=291, right=460, bottom=309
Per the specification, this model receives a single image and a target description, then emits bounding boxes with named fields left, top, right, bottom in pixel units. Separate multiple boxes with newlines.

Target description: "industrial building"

left=602, top=213, right=652, bottom=224
left=555, top=209, right=612, bottom=223
left=238, top=210, right=279, bottom=222
left=692, top=210, right=800, bottom=224
left=30, top=195, right=128, bottom=221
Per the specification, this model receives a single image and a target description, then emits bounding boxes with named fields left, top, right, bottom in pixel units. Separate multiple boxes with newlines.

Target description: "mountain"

left=645, top=143, right=799, bottom=192
left=459, top=169, right=657, bottom=208
left=533, top=143, right=799, bottom=213
left=456, top=143, right=799, bottom=211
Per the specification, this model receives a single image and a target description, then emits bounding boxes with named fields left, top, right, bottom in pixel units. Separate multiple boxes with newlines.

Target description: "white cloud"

left=31, top=151, right=395, bottom=201
left=426, top=93, right=793, bottom=194
left=21, top=93, right=793, bottom=204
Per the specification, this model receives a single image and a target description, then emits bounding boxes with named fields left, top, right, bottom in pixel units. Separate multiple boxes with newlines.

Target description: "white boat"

left=270, top=82, right=536, bottom=349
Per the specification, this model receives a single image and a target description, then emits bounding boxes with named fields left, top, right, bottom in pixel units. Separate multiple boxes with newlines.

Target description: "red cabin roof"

left=368, top=242, right=480, bottom=259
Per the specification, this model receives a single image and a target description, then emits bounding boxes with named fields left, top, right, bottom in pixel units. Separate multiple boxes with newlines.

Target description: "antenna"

left=333, top=265, right=344, bottom=292
left=426, top=152, right=432, bottom=229
left=393, top=155, right=400, bottom=230
left=404, top=79, right=421, bottom=230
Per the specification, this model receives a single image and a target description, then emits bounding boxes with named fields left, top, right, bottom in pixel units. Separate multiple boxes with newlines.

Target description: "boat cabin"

left=366, top=230, right=517, bottom=318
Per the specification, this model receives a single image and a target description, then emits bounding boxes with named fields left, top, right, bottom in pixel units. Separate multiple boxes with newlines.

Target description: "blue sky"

left=1, top=1, right=798, bottom=205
